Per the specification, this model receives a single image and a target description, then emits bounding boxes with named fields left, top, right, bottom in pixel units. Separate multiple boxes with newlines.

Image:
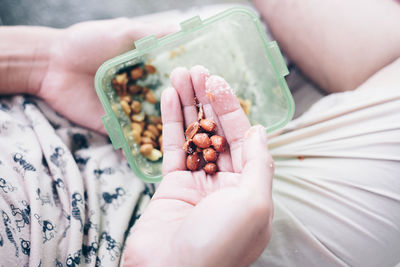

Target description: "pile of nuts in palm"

left=111, top=64, right=251, bottom=166
left=184, top=102, right=227, bottom=175
left=111, top=63, right=163, bottom=161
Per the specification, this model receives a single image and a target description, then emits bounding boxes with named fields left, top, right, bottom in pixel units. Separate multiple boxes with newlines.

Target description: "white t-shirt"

left=255, top=58, right=400, bottom=267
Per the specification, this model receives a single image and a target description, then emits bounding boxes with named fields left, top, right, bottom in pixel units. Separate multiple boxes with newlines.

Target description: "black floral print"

left=0, top=95, right=151, bottom=266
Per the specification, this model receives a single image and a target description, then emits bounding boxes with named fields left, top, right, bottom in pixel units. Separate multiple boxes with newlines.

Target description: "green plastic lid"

left=94, top=7, right=294, bottom=183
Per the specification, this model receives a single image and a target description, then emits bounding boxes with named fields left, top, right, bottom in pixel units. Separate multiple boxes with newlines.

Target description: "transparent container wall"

left=96, top=8, right=293, bottom=180
left=147, top=11, right=290, bottom=127
left=100, top=60, right=162, bottom=178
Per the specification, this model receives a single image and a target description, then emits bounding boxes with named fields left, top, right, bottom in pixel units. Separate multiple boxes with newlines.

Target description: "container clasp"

left=134, top=35, right=158, bottom=51
left=180, top=16, right=202, bottom=31
left=268, top=41, right=289, bottom=77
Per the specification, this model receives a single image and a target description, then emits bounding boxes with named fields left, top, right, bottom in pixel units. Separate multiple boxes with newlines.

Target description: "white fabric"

left=254, top=59, right=400, bottom=267
left=0, top=95, right=153, bottom=266
left=1, top=6, right=398, bottom=266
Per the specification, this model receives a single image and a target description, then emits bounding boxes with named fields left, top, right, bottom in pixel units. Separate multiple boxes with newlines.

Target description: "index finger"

left=190, top=65, right=233, bottom=173
left=205, top=75, right=251, bottom=172
left=161, top=87, right=187, bottom=176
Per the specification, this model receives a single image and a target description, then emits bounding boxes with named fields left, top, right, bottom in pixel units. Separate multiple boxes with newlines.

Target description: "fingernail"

left=205, top=75, right=235, bottom=102
left=170, top=67, right=188, bottom=80
left=245, top=126, right=258, bottom=139
left=245, top=125, right=267, bottom=145
left=161, top=87, right=176, bottom=108
left=192, top=65, right=210, bottom=76
left=162, top=86, right=174, bottom=97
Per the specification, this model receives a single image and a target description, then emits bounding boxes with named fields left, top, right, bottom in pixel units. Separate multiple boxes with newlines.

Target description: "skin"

left=124, top=66, right=274, bottom=267
left=3, top=1, right=397, bottom=264
left=0, top=18, right=177, bottom=133
left=0, top=21, right=274, bottom=266
left=253, top=0, right=400, bottom=93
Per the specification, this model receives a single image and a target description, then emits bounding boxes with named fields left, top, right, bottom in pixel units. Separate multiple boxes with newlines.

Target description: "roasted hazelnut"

left=147, top=124, right=160, bottom=137
left=142, top=87, right=149, bottom=95
left=156, top=123, right=163, bottom=131
left=141, top=136, right=157, bottom=147
left=131, top=113, right=145, bottom=122
left=115, top=73, right=128, bottom=84
left=111, top=73, right=128, bottom=96
left=145, top=90, right=158, bottom=104
left=121, top=95, right=132, bottom=104
left=143, top=130, right=156, bottom=140
left=210, top=135, right=227, bottom=153
left=185, top=122, right=200, bottom=140
left=131, top=122, right=143, bottom=133
left=131, top=101, right=142, bottom=114
left=111, top=79, right=121, bottom=92
left=130, top=67, right=144, bottom=80
left=186, top=153, right=201, bottom=171
left=132, top=130, right=141, bottom=144
left=144, top=64, right=156, bottom=74
left=204, top=163, right=217, bottom=175
left=120, top=100, right=131, bottom=115
left=183, top=139, right=196, bottom=154
left=149, top=115, right=162, bottom=124
left=200, top=119, right=217, bottom=133
left=146, top=149, right=162, bottom=161
left=203, top=148, right=217, bottom=162
left=112, top=73, right=128, bottom=94
left=193, top=133, right=211, bottom=149
left=141, top=136, right=152, bottom=144
left=139, top=121, right=146, bottom=131
left=140, top=144, right=153, bottom=156
left=128, top=84, right=142, bottom=94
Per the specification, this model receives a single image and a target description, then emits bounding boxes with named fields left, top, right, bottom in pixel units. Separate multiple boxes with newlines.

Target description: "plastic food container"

left=94, top=7, right=294, bottom=183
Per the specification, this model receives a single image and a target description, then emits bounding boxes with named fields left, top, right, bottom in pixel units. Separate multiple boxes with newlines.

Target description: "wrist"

left=0, top=26, right=61, bottom=96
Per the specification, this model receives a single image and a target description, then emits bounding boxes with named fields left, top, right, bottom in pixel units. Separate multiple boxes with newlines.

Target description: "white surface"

left=255, top=58, right=400, bottom=267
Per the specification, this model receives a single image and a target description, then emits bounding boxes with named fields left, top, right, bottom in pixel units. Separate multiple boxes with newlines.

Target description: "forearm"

left=0, top=26, right=60, bottom=95
left=254, top=0, right=400, bottom=92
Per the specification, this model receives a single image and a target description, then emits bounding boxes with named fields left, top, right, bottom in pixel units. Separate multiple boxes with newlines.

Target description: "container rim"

left=94, top=6, right=294, bottom=183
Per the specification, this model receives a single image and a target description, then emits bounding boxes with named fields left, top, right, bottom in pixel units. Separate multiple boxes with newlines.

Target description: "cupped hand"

left=38, top=18, right=176, bottom=133
left=124, top=66, right=274, bottom=267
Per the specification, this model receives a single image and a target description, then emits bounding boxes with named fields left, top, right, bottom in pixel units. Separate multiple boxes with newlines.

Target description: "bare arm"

left=0, top=19, right=174, bottom=132
left=253, top=0, right=400, bottom=93
left=0, top=26, right=60, bottom=95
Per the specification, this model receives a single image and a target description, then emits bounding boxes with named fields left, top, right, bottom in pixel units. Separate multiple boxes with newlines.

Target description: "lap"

left=0, top=95, right=151, bottom=266
left=256, top=59, right=400, bottom=267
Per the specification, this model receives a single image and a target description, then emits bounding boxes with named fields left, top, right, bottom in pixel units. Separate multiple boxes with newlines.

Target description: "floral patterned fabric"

left=0, top=95, right=153, bottom=267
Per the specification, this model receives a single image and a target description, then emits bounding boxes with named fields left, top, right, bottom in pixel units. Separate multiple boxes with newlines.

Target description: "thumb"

left=119, top=18, right=179, bottom=44
left=241, top=125, right=274, bottom=198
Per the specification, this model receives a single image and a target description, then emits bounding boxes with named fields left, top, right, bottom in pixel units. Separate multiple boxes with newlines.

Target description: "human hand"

left=124, top=66, right=274, bottom=267
left=37, top=18, right=176, bottom=133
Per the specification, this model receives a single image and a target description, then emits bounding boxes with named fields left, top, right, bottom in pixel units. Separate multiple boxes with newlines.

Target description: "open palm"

left=124, top=66, right=274, bottom=267
left=38, top=18, right=176, bottom=133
